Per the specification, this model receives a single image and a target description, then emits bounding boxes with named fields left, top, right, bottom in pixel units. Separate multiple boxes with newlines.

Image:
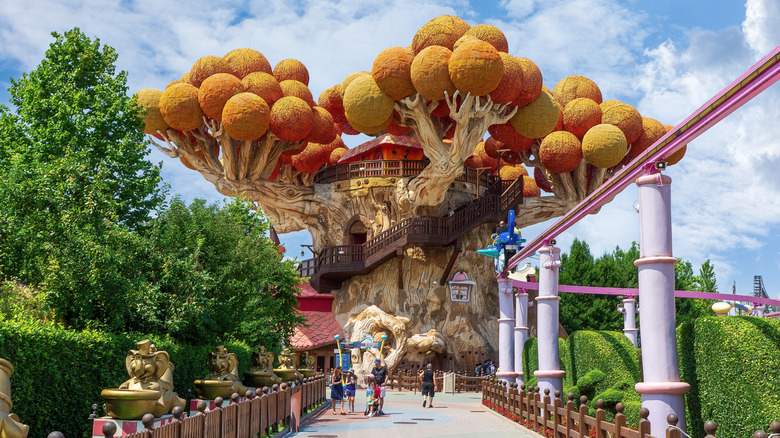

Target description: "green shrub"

left=677, top=316, right=780, bottom=438
left=563, top=331, right=640, bottom=392
left=522, top=337, right=539, bottom=383
left=577, top=369, right=605, bottom=393
left=0, top=318, right=255, bottom=438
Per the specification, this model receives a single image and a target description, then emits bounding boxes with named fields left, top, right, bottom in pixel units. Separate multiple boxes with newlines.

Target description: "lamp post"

left=616, top=295, right=639, bottom=348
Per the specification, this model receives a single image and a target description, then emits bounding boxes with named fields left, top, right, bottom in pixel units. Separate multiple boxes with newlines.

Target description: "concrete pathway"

left=286, top=390, right=541, bottom=438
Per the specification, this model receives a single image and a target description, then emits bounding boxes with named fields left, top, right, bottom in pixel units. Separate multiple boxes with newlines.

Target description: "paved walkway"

left=286, top=390, right=541, bottom=438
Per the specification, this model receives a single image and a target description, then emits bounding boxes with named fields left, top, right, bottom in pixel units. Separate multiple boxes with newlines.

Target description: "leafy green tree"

left=138, top=197, right=304, bottom=347
left=0, top=28, right=162, bottom=329
left=694, top=259, right=718, bottom=293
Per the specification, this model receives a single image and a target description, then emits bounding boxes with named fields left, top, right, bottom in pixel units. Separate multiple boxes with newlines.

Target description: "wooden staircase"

left=299, top=177, right=524, bottom=293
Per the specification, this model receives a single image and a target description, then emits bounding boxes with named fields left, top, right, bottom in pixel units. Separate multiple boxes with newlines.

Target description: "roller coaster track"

left=300, top=176, right=524, bottom=293
left=504, top=45, right=780, bottom=275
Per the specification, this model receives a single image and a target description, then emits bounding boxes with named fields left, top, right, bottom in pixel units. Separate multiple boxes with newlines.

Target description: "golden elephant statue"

left=203, top=345, right=247, bottom=395
left=119, top=340, right=185, bottom=418
left=0, top=358, right=28, bottom=438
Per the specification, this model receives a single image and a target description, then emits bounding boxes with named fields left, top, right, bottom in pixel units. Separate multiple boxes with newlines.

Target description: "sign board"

left=333, top=351, right=351, bottom=372
left=338, top=341, right=382, bottom=349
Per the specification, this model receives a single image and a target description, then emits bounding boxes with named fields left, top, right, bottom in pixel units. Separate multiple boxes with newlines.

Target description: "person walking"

left=474, top=361, right=482, bottom=376
left=370, top=358, right=388, bottom=415
left=419, top=363, right=437, bottom=408
left=365, top=374, right=378, bottom=417
left=331, top=367, right=345, bottom=415
left=344, top=370, right=356, bottom=413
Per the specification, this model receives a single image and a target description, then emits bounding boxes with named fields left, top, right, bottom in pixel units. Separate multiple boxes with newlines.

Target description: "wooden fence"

left=87, top=376, right=327, bottom=438
left=481, top=378, right=780, bottom=438
left=386, top=370, right=485, bottom=393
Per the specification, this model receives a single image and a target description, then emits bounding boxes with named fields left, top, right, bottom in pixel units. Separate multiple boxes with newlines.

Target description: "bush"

left=563, top=330, right=640, bottom=392
left=678, top=316, right=780, bottom=438
left=0, top=318, right=255, bottom=438
left=577, top=369, right=605, bottom=393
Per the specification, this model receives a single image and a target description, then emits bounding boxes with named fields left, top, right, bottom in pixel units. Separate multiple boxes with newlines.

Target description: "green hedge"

left=0, top=318, right=254, bottom=438
left=678, top=316, right=780, bottom=438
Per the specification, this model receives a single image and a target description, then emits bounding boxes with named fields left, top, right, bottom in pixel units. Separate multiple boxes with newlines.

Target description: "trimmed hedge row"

left=0, top=318, right=254, bottom=438
left=678, top=316, right=780, bottom=438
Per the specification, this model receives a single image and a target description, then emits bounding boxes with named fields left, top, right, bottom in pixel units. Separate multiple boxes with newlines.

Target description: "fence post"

left=553, top=390, right=562, bottom=438
left=666, top=414, right=681, bottom=438
left=509, top=383, right=519, bottom=422
left=519, top=384, right=526, bottom=427
left=614, top=403, right=626, bottom=438
left=532, top=386, right=540, bottom=432
left=754, top=431, right=769, bottom=438
left=703, top=420, right=717, bottom=438
left=142, top=413, right=154, bottom=438
left=595, top=400, right=606, bottom=438
left=638, top=408, right=651, bottom=438
left=565, top=393, right=575, bottom=438
left=771, top=422, right=780, bottom=437
left=542, top=388, right=551, bottom=437
left=172, top=406, right=184, bottom=438
left=102, top=422, right=117, bottom=438
left=578, top=396, right=589, bottom=438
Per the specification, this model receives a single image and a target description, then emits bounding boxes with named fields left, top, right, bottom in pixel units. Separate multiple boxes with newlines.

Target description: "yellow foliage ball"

left=273, top=59, right=310, bottom=86
left=372, top=47, right=416, bottom=100
left=602, top=103, right=643, bottom=144
left=159, top=83, right=204, bottom=131
left=411, top=45, right=456, bottom=100
left=279, top=79, right=315, bottom=107
left=222, top=92, right=270, bottom=141
left=489, top=53, right=522, bottom=104
left=510, top=91, right=560, bottom=139
left=663, top=124, right=687, bottom=165
left=630, top=117, right=666, bottom=158
left=198, top=73, right=243, bottom=121
left=499, top=165, right=528, bottom=180
left=539, top=130, right=582, bottom=173
left=343, top=74, right=395, bottom=132
left=412, top=15, right=471, bottom=53
left=512, top=57, right=542, bottom=107
left=463, top=24, right=508, bottom=52
left=523, top=175, right=541, bottom=197
left=563, top=98, right=602, bottom=139
left=330, top=147, right=347, bottom=166
left=448, top=39, right=504, bottom=96
left=348, top=114, right=392, bottom=135
left=189, top=56, right=232, bottom=88
left=452, top=35, right=479, bottom=52
left=581, top=123, right=628, bottom=168
left=552, top=75, right=603, bottom=107
left=135, top=88, right=169, bottom=134
left=600, top=100, right=623, bottom=112
left=223, top=48, right=272, bottom=79
left=270, top=96, right=314, bottom=142
left=341, top=71, right=371, bottom=98
left=242, top=72, right=284, bottom=106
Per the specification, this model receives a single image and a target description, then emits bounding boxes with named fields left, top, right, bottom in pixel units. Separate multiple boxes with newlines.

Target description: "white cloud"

left=743, top=0, right=780, bottom=56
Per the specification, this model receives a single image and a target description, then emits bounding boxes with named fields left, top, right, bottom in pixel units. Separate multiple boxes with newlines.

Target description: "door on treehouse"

left=348, top=220, right=367, bottom=262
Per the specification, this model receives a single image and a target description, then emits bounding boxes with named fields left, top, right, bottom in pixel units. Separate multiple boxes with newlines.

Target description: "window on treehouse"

left=448, top=271, right=475, bottom=302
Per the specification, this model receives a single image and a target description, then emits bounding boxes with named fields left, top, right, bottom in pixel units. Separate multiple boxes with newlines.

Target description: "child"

left=331, top=367, right=345, bottom=415
left=364, top=374, right=376, bottom=417
left=344, top=370, right=356, bottom=413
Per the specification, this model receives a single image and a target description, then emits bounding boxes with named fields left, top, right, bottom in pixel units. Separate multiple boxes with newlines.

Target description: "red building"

left=289, top=281, right=343, bottom=372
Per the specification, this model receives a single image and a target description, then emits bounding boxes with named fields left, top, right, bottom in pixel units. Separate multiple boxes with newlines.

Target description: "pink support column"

left=534, top=243, right=565, bottom=397
left=618, top=297, right=638, bottom=348
left=633, top=167, right=689, bottom=436
left=515, top=288, right=529, bottom=386
left=497, top=277, right=517, bottom=385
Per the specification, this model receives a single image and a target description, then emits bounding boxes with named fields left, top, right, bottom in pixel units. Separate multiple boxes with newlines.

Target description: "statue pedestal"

left=92, top=415, right=174, bottom=438
left=187, top=398, right=230, bottom=417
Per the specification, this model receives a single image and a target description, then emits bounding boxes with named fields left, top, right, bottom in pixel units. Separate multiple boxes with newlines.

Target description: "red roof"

left=290, top=310, right=343, bottom=350
left=338, top=134, right=423, bottom=163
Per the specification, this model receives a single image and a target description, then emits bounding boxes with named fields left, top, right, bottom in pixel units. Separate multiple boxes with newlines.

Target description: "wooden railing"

left=314, top=159, right=498, bottom=188
left=481, top=379, right=780, bottom=438
left=88, top=376, right=327, bottom=438
left=300, top=176, right=524, bottom=292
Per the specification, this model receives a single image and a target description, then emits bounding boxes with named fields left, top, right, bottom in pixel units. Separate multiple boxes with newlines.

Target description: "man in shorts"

left=419, top=363, right=437, bottom=408
left=370, top=358, right=388, bottom=415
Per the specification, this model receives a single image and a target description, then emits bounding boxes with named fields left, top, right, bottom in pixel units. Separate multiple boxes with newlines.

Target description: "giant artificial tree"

left=137, top=15, right=684, bottom=375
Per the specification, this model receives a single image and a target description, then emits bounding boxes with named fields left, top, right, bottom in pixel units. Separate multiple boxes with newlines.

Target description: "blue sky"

left=1, top=0, right=779, bottom=297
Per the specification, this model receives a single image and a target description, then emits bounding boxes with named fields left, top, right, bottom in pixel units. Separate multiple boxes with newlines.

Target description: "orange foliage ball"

left=242, top=72, right=283, bottom=106
left=602, top=103, right=643, bottom=145
left=600, top=100, right=623, bottom=113
left=307, top=107, right=337, bottom=144
left=512, top=57, right=542, bottom=107
left=198, top=73, right=243, bottom=121
left=464, top=24, right=509, bottom=52
left=539, top=131, right=582, bottom=173
left=280, top=79, right=315, bottom=107
left=189, top=56, right=232, bottom=88
left=489, top=53, right=522, bottom=104
left=135, top=88, right=169, bottom=134
left=412, top=15, right=471, bottom=53
left=553, top=75, right=603, bottom=107
left=485, top=136, right=503, bottom=159
left=523, top=176, right=541, bottom=197
left=489, top=122, right=535, bottom=152
left=448, top=39, right=504, bottom=96
left=563, top=98, right=602, bottom=139
left=318, top=85, right=345, bottom=117
left=386, top=117, right=412, bottom=136
left=499, top=165, right=528, bottom=180
left=273, top=59, right=310, bottom=86
left=160, top=83, right=204, bottom=131
left=411, top=45, right=457, bottom=100
left=270, top=96, right=313, bottom=142
left=330, top=147, right=347, bottom=166
left=292, top=143, right=327, bottom=174
left=372, top=47, right=416, bottom=100
left=663, top=124, right=687, bottom=165
left=630, top=117, right=666, bottom=158
left=222, top=93, right=270, bottom=141
left=223, top=48, right=272, bottom=79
